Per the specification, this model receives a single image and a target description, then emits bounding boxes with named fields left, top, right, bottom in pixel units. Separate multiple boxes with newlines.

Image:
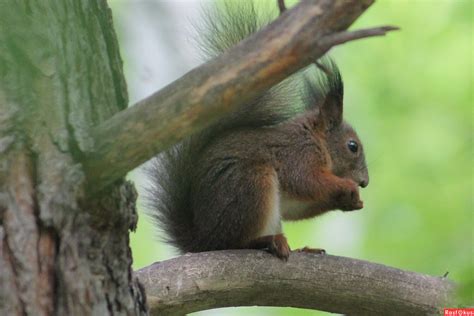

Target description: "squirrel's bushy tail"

left=146, top=1, right=288, bottom=252
left=146, top=1, right=339, bottom=253
left=196, top=1, right=303, bottom=129
left=146, top=141, right=196, bottom=252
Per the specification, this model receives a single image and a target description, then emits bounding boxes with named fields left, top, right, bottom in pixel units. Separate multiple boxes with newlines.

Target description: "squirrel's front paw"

left=339, top=180, right=363, bottom=211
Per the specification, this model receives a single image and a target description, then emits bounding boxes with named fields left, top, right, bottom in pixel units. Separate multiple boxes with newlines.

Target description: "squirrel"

left=146, top=1, right=369, bottom=260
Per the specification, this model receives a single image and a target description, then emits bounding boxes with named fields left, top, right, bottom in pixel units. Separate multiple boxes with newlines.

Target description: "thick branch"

left=135, top=250, right=454, bottom=315
left=83, top=0, right=398, bottom=192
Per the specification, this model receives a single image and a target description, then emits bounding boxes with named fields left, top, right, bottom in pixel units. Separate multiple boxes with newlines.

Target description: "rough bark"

left=0, top=1, right=146, bottom=315
left=135, top=250, right=455, bottom=316
left=83, top=0, right=398, bottom=192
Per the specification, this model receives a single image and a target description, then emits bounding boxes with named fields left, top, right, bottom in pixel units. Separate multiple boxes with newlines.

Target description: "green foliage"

left=128, top=0, right=473, bottom=314
left=339, top=0, right=472, bottom=306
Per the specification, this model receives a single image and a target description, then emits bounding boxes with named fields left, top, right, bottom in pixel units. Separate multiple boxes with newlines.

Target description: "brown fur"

left=182, top=101, right=367, bottom=258
left=147, top=32, right=368, bottom=259
left=147, top=0, right=369, bottom=260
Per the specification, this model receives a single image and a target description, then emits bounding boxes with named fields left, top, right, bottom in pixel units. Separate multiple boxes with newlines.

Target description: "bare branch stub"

left=135, top=250, right=455, bottom=315
left=277, top=0, right=286, bottom=15
left=320, top=26, right=400, bottom=48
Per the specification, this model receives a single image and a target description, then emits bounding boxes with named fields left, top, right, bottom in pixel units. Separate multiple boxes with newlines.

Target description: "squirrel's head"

left=326, top=121, right=369, bottom=188
left=305, top=59, right=369, bottom=188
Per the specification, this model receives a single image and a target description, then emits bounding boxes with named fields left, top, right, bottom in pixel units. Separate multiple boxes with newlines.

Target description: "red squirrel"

left=147, top=2, right=369, bottom=260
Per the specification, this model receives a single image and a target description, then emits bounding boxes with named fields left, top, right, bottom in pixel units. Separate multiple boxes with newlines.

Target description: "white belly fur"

left=259, top=176, right=315, bottom=237
left=280, top=193, right=314, bottom=221
left=259, top=175, right=282, bottom=236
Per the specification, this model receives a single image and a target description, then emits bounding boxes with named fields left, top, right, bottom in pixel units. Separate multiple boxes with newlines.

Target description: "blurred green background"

left=111, top=0, right=472, bottom=314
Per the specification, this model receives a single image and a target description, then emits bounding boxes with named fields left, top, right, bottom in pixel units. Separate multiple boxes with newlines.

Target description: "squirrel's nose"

left=359, top=179, right=368, bottom=188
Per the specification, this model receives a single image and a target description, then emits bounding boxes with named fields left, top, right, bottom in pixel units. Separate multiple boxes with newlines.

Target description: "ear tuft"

left=301, top=57, right=344, bottom=130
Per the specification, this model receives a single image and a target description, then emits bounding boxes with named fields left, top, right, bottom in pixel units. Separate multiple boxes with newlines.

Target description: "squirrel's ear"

left=301, top=58, right=344, bottom=130
left=320, top=92, right=343, bottom=130
left=319, top=60, right=344, bottom=130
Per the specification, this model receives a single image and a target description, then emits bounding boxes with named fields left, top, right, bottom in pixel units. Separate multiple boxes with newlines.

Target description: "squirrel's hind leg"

left=192, top=163, right=287, bottom=256
left=243, top=167, right=290, bottom=260
left=247, top=234, right=290, bottom=261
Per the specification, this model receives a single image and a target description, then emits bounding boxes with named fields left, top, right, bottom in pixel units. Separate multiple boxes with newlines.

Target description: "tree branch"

left=277, top=0, right=287, bottom=15
left=83, top=0, right=398, bottom=193
left=134, top=250, right=455, bottom=315
left=320, top=26, right=400, bottom=47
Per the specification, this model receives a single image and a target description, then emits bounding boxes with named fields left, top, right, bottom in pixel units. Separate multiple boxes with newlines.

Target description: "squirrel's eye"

left=347, top=140, right=358, bottom=153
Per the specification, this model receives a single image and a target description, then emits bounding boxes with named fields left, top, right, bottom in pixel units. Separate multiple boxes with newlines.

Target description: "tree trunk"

left=0, top=1, right=146, bottom=315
